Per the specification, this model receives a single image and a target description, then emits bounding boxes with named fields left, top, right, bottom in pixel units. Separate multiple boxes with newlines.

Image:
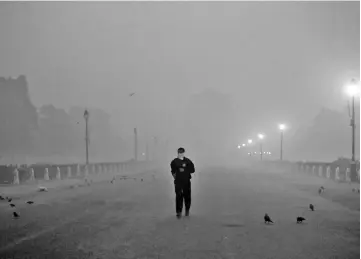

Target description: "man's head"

left=177, top=147, right=185, bottom=159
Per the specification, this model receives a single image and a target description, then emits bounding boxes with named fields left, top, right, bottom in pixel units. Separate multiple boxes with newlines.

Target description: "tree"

left=34, top=104, right=77, bottom=157
left=287, top=106, right=360, bottom=162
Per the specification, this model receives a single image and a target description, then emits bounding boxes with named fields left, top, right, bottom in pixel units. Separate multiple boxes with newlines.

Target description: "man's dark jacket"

left=170, top=157, right=195, bottom=181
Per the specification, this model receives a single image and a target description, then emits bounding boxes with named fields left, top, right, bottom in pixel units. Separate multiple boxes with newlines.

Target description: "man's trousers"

left=174, top=179, right=191, bottom=213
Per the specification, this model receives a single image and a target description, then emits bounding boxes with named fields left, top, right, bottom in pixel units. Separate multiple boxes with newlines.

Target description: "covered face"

left=177, top=147, right=185, bottom=159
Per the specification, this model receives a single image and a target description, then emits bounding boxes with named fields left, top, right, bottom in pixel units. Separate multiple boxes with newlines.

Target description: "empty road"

left=0, top=165, right=359, bottom=259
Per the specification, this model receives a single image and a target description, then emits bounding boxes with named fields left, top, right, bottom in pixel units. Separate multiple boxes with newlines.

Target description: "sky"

left=0, top=1, right=359, bottom=141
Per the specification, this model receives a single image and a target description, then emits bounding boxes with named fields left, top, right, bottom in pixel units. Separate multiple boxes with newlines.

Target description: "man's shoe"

left=185, top=210, right=190, bottom=217
left=176, top=212, right=182, bottom=219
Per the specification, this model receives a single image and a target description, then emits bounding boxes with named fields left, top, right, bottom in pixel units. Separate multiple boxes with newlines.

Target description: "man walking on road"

left=170, top=147, right=195, bottom=219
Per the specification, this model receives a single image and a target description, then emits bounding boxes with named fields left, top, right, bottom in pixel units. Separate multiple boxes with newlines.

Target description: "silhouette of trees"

left=288, top=106, right=360, bottom=161
left=33, top=105, right=126, bottom=162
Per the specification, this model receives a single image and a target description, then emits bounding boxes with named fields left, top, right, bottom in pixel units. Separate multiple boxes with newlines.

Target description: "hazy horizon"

left=0, top=1, right=359, bottom=163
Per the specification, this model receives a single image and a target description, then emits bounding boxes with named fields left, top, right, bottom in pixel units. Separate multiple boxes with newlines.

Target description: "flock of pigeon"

left=0, top=173, right=151, bottom=220
left=0, top=194, right=34, bottom=219
left=1, top=174, right=357, bottom=224
left=264, top=184, right=358, bottom=225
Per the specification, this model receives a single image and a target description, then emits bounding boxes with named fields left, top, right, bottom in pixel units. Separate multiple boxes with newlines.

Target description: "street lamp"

left=247, top=139, right=253, bottom=158
left=258, top=134, right=264, bottom=161
left=242, top=143, right=246, bottom=147
left=279, top=124, right=286, bottom=161
left=83, top=109, right=89, bottom=165
left=345, top=78, right=360, bottom=182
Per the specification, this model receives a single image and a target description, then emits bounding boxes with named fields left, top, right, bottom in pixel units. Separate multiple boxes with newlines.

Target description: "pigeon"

left=318, top=187, right=325, bottom=195
left=13, top=211, right=20, bottom=219
left=309, top=204, right=314, bottom=211
left=0, top=195, right=5, bottom=200
left=129, top=93, right=135, bottom=97
left=297, top=217, right=306, bottom=223
left=264, top=213, right=273, bottom=224
left=9, top=203, right=15, bottom=208
left=26, top=201, right=34, bottom=204
left=38, top=186, right=48, bottom=192
left=141, top=178, right=143, bottom=182
left=7, top=198, right=12, bottom=202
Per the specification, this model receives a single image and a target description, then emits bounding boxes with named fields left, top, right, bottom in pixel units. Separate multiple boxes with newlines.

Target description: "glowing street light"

left=248, top=139, right=253, bottom=144
left=345, top=79, right=360, bottom=97
left=242, top=143, right=246, bottom=147
left=344, top=79, right=360, bottom=182
left=237, top=145, right=241, bottom=149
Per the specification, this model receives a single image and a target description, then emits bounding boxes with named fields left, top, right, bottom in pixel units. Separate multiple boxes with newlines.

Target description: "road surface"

left=0, top=166, right=359, bottom=259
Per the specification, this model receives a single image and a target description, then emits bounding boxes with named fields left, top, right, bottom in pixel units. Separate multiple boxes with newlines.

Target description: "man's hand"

left=172, top=173, right=176, bottom=179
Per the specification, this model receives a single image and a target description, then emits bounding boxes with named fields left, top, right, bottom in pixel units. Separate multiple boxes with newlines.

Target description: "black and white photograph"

left=0, top=1, right=359, bottom=258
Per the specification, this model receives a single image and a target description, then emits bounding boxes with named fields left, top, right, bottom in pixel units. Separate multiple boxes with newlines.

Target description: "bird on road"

left=38, top=186, right=48, bottom=192
left=318, top=186, right=325, bottom=194
left=0, top=195, right=5, bottom=200
left=7, top=198, right=12, bottom=202
left=264, top=213, right=273, bottom=224
left=297, top=217, right=306, bottom=223
left=13, top=212, right=20, bottom=218
left=309, top=204, right=314, bottom=211
left=9, top=203, right=15, bottom=208
left=26, top=201, right=34, bottom=204
left=129, top=93, right=135, bottom=97
left=141, top=178, right=143, bottom=182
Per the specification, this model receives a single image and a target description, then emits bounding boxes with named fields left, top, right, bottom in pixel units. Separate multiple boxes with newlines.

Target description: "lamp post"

left=258, top=134, right=264, bottom=161
left=83, top=109, right=89, bottom=165
left=129, top=92, right=139, bottom=162
left=279, top=124, right=286, bottom=161
left=153, top=136, right=158, bottom=161
left=345, top=79, right=360, bottom=182
left=248, top=139, right=253, bottom=157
